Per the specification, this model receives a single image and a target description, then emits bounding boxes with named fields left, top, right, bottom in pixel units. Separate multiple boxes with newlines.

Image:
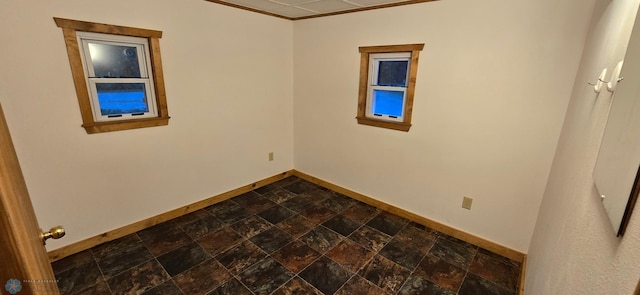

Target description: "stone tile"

left=335, top=275, right=387, bottom=295
left=341, top=202, right=380, bottom=223
left=413, top=255, right=466, bottom=292
left=277, top=214, right=314, bottom=238
left=207, top=278, right=252, bottom=295
left=429, top=235, right=478, bottom=269
left=322, top=214, right=362, bottom=237
left=261, top=188, right=297, bottom=204
left=107, top=259, right=170, bottom=295
left=232, top=215, right=273, bottom=238
left=299, top=204, right=337, bottom=224
left=232, top=191, right=263, bottom=206
left=299, top=256, right=352, bottom=295
left=398, top=275, right=455, bottom=295
left=55, top=258, right=103, bottom=294
left=366, top=211, right=409, bottom=236
left=239, top=257, right=294, bottom=294
left=271, top=276, right=323, bottom=295
left=379, top=239, right=426, bottom=270
left=157, top=242, right=210, bottom=276
left=234, top=192, right=278, bottom=214
left=254, top=183, right=279, bottom=195
left=173, top=259, right=232, bottom=295
left=172, top=209, right=211, bottom=226
left=142, top=279, right=183, bottom=295
left=245, top=197, right=279, bottom=214
left=271, top=176, right=301, bottom=188
left=215, top=240, right=268, bottom=275
left=91, top=234, right=142, bottom=259
left=299, top=225, right=343, bottom=253
left=359, top=255, right=410, bottom=294
left=272, top=240, right=322, bottom=273
left=325, top=239, right=375, bottom=273
left=137, top=220, right=181, bottom=241
left=458, top=273, right=516, bottom=295
left=301, top=188, right=334, bottom=202
left=348, top=226, right=391, bottom=252
left=181, top=214, right=225, bottom=240
left=469, top=248, right=521, bottom=292
left=319, top=194, right=357, bottom=213
left=94, top=239, right=154, bottom=278
left=213, top=205, right=252, bottom=224
left=205, top=200, right=239, bottom=215
left=139, top=224, right=192, bottom=256
left=249, top=227, right=293, bottom=254
left=394, top=223, right=438, bottom=253
left=52, top=250, right=94, bottom=275
left=283, top=180, right=320, bottom=194
left=280, top=194, right=316, bottom=212
left=73, top=279, right=111, bottom=295
left=197, top=226, right=244, bottom=256
left=257, top=205, right=296, bottom=224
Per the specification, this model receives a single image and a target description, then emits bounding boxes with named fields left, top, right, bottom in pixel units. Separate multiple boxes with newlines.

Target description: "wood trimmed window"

left=357, top=44, right=424, bottom=132
left=54, top=18, right=169, bottom=134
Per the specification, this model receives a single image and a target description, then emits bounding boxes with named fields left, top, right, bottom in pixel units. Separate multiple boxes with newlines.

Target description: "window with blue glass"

left=368, top=52, right=410, bottom=121
left=357, top=44, right=424, bottom=132
left=55, top=18, right=169, bottom=134
left=78, top=32, right=158, bottom=122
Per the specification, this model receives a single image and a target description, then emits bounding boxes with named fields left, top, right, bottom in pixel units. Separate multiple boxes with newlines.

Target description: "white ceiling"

left=207, top=0, right=434, bottom=20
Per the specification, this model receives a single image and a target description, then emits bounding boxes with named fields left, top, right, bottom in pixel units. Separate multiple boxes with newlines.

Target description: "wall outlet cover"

left=462, top=197, right=473, bottom=210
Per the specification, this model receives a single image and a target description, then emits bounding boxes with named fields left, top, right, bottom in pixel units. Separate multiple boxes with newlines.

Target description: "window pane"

left=88, top=43, right=142, bottom=78
left=372, top=89, right=404, bottom=117
left=377, top=60, right=408, bottom=87
left=96, top=83, right=149, bottom=116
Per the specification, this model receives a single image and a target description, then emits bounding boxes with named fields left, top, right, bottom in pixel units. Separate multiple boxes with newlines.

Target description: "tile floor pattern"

left=53, top=176, right=522, bottom=295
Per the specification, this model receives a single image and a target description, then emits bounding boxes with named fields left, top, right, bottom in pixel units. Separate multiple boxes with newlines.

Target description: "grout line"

left=148, top=256, right=178, bottom=294
left=455, top=271, right=470, bottom=294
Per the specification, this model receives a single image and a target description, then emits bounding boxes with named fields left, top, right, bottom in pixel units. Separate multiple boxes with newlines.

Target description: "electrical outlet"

left=462, top=196, right=473, bottom=210
left=268, top=152, right=274, bottom=161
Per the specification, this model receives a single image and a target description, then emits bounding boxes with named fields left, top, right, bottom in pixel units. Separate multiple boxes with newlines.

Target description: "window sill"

left=82, top=116, right=170, bottom=134
left=356, top=116, right=411, bottom=132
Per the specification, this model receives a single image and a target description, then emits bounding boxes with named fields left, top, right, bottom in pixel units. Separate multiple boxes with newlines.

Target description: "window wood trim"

left=54, top=18, right=169, bottom=134
left=357, top=43, right=424, bottom=132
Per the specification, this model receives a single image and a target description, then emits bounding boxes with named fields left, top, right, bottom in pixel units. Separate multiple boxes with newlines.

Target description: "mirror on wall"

left=593, top=14, right=640, bottom=237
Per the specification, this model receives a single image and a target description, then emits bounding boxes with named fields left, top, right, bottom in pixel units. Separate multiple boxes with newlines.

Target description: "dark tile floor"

left=53, top=176, right=522, bottom=295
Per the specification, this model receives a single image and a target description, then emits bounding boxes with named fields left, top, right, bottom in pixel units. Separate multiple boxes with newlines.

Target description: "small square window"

left=357, top=44, right=424, bottom=132
left=55, top=18, right=170, bottom=134
left=78, top=32, right=158, bottom=122
left=366, top=52, right=411, bottom=122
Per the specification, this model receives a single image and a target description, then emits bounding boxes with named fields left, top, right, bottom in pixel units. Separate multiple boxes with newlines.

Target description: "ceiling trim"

left=204, top=0, right=439, bottom=21
left=205, top=0, right=294, bottom=20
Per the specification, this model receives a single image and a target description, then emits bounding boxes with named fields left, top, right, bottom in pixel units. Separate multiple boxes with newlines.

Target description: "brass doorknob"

left=41, top=226, right=65, bottom=245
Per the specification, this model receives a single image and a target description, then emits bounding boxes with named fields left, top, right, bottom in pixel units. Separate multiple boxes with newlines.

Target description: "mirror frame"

left=619, top=166, right=640, bottom=236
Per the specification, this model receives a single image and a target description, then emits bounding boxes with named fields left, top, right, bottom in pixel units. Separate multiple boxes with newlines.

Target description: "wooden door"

left=0, top=103, right=60, bottom=294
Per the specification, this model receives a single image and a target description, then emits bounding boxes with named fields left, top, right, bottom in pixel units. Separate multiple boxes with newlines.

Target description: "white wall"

left=0, top=0, right=294, bottom=250
left=526, top=0, right=640, bottom=293
left=293, top=0, right=594, bottom=252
